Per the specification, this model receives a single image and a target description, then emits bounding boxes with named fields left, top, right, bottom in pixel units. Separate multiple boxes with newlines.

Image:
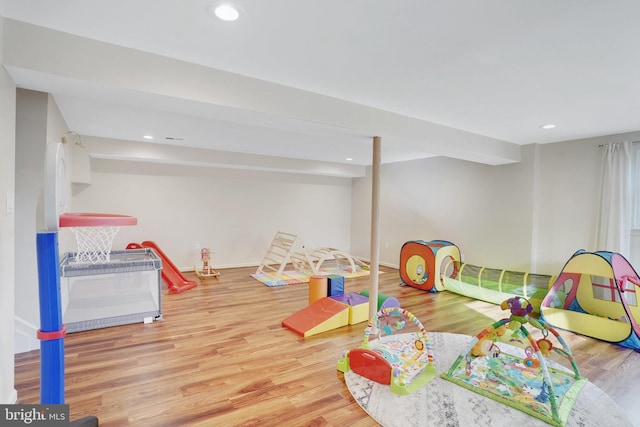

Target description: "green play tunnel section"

left=442, top=261, right=555, bottom=313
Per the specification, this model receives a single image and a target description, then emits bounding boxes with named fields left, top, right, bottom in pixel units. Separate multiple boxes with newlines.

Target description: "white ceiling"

left=2, top=0, right=640, bottom=168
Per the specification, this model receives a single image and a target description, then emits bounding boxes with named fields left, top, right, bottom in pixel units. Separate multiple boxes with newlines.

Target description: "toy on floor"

left=255, top=231, right=370, bottom=286
left=399, top=239, right=460, bottom=291
left=338, top=307, right=437, bottom=395
left=400, top=239, right=556, bottom=313
left=195, top=247, right=220, bottom=279
left=541, top=249, right=640, bottom=350
left=282, top=279, right=401, bottom=337
left=282, top=276, right=376, bottom=337
left=359, top=290, right=400, bottom=311
left=442, top=296, right=587, bottom=427
left=443, top=258, right=555, bottom=313
left=127, top=241, right=197, bottom=293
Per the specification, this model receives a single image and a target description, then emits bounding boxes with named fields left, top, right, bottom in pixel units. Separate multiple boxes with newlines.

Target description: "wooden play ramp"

left=256, top=231, right=370, bottom=286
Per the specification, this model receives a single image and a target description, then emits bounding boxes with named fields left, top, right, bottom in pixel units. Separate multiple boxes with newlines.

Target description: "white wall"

left=352, top=133, right=640, bottom=278
left=0, top=14, right=18, bottom=403
left=534, top=138, right=601, bottom=272
left=535, top=131, right=640, bottom=272
left=351, top=145, right=536, bottom=272
left=65, top=137, right=354, bottom=269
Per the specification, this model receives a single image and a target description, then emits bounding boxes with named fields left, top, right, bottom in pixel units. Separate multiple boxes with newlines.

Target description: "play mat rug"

left=344, top=332, right=632, bottom=427
left=443, top=339, right=585, bottom=425
left=367, top=333, right=432, bottom=384
left=251, top=266, right=373, bottom=287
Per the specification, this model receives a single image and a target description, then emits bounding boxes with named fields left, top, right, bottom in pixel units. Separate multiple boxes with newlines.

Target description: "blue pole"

left=36, top=231, right=65, bottom=404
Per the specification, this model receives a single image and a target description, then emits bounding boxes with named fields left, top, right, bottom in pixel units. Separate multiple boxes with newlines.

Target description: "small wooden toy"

left=195, top=247, right=220, bottom=279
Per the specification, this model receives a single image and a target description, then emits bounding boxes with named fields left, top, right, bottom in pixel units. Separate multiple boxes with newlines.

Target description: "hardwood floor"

left=14, top=265, right=640, bottom=426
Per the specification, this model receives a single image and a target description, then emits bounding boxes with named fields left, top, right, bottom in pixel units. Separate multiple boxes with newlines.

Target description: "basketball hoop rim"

left=59, top=213, right=138, bottom=228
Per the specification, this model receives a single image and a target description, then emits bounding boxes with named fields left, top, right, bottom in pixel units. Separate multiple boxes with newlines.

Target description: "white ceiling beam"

left=2, top=18, right=521, bottom=166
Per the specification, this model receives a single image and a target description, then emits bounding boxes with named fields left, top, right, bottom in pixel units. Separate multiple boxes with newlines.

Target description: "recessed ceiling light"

left=143, top=135, right=154, bottom=139
left=346, top=157, right=353, bottom=161
left=213, top=4, right=240, bottom=21
left=540, top=124, right=556, bottom=129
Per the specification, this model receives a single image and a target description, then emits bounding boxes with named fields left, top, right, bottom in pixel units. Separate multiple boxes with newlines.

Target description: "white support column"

left=369, top=136, right=381, bottom=321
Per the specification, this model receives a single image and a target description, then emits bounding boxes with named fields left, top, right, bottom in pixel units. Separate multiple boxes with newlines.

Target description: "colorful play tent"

left=399, top=240, right=460, bottom=291
left=540, top=250, right=640, bottom=350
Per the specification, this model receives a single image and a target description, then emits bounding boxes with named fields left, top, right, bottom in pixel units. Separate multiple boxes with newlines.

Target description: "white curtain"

left=633, top=144, right=640, bottom=229
left=596, top=141, right=632, bottom=255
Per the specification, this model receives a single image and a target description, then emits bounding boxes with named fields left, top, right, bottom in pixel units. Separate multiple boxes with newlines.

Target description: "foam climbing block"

left=331, top=292, right=369, bottom=324
left=360, top=290, right=399, bottom=311
left=282, top=297, right=349, bottom=337
left=327, top=275, right=345, bottom=297
left=380, top=296, right=400, bottom=311
left=309, top=275, right=328, bottom=304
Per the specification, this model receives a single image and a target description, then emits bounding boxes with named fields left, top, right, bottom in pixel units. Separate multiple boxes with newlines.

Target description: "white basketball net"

left=69, top=226, right=122, bottom=264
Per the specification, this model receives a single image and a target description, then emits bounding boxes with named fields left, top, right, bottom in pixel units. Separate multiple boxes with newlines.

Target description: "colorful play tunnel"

left=443, top=263, right=555, bottom=313
left=399, top=240, right=461, bottom=292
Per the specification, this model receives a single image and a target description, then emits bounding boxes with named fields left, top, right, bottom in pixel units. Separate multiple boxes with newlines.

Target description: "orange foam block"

left=282, top=297, right=349, bottom=337
left=309, top=275, right=328, bottom=304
